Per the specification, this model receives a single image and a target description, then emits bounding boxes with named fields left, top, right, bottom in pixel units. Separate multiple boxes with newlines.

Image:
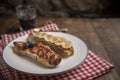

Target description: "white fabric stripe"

left=8, top=35, right=13, bottom=42
left=54, top=24, right=59, bottom=30
left=13, top=34, right=17, bottom=39
left=44, top=25, right=48, bottom=31
left=50, top=24, right=54, bottom=30
left=23, top=31, right=28, bottom=35
left=48, top=24, right=51, bottom=30
left=4, top=35, right=9, bottom=46
left=1, top=35, right=5, bottom=48
left=19, top=31, right=24, bottom=36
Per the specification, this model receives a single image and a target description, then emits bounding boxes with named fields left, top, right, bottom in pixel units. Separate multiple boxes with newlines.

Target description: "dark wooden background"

left=0, top=0, right=120, bottom=18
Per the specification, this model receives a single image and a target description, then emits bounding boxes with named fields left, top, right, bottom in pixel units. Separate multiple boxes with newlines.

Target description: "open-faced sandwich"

left=12, top=29, right=74, bottom=68
left=12, top=41, right=61, bottom=68
left=27, top=30, right=74, bottom=58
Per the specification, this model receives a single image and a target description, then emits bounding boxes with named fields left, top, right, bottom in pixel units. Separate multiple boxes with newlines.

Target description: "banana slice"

left=61, top=41, right=72, bottom=48
left=33, top=28, right=40, bottom=32
left=44, top=34, right=53, bottom=41
left=54, top=41, right=63, bottom=46
left=46, top=35, right=54, bottom=42
left=66, top=41, right=72, bottom=48
left=39, top=32, right=47, bottom=38
left=51, top=37, right=60, bottom=43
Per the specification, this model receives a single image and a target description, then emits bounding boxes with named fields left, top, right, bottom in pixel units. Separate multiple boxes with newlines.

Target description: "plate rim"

left=2, top=32, right=89, bottom=75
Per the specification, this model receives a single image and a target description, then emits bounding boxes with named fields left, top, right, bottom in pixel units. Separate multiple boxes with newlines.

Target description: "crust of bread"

left=13, top=42, right=61, bottom=68
left=27, top=33, right=74, bottom=58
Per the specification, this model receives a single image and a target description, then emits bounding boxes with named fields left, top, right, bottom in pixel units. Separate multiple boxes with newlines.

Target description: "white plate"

left=2, top=32, right=88, bottom=75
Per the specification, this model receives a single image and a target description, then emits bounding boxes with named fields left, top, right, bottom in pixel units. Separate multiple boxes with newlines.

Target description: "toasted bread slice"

left=27, top=32, right=74, bottom=58
left=12, top=41, right=61, bottom=68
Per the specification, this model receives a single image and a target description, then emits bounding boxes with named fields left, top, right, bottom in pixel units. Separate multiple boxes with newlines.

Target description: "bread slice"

left=27, top=32, right=74, bottom=58
left=12, top=41, right=61, bottom=68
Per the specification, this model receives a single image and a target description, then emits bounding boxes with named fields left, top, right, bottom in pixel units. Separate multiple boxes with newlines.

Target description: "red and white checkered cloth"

left=0, top=23, right=114, bottom=80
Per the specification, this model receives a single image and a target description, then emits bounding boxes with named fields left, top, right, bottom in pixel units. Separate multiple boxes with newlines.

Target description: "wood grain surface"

left=0, top=17, right=120, bottom=80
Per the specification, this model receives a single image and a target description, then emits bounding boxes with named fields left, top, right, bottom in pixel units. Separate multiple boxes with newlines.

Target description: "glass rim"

left=16, top=5, right=35, bottom=10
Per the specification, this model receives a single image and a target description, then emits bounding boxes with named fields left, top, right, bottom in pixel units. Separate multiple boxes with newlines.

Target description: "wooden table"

left=0, top=17, right=120, bottom=80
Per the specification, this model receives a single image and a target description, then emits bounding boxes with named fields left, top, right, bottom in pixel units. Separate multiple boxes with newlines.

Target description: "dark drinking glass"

left=16, top=5, right=37, bottom=31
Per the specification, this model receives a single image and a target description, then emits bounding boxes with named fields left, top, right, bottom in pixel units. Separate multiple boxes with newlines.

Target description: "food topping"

left=35, top=46, right=55, bottom=63
left=33, top=32, right=72, bottom=49
left=13, top=42, right=25, bottom=50
left=24, top=41, right=35, bottom=49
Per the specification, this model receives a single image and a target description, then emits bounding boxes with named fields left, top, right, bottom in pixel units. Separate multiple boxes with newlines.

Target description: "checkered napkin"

left=0, top=23, right=114, bottom=80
